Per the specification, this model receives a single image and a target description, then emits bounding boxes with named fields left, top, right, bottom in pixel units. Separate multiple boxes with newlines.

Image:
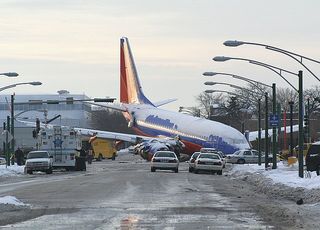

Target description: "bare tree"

left=90, top=109, right=134, bottom=134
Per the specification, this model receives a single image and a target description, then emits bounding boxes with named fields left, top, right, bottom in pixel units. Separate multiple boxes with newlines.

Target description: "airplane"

left=16, top=37, right=251, bottom=160
left=77, top=37, right=250, bottom=159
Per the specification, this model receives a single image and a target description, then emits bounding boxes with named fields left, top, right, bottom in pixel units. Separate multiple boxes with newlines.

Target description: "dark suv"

left=306, top=142, right=320, bottom=175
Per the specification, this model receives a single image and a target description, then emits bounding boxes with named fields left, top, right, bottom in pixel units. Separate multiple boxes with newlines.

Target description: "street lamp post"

left=289, top=101, right=294, bottom=156
left=213, top=55, right=303, bottom=177
left=265, top=92, right=269, bottom=169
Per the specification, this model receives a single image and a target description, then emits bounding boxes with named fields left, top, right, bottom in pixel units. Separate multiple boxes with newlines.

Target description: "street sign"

left=1, top=130, right=13, bottom=143
left=269, top=114, right=279, bottom=127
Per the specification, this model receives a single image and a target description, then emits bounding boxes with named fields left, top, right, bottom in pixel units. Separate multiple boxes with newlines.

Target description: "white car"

left=194, top=153, right=223, bottom=175
left=0, top=157, right=6, bottom=165
left=151, top=151, right=179, bottom=173
left=188, top=152, right=201, bottom=172
left=25, top=151, right=53, bottom=174
left=227, top=149, right=271, bottom=164
left=200, top=148, right=226, bottom=168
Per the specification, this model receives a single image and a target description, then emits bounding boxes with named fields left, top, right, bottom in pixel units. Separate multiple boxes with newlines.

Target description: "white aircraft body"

left=77, top=37, right=250, bottom=160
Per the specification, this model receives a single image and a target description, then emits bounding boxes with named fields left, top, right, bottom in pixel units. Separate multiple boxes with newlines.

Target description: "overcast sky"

left=0, top=0, right=320, bottom=111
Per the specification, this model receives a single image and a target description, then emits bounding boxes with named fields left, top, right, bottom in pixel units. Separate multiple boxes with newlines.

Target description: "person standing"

left=15, top=147, right=24, bottom=166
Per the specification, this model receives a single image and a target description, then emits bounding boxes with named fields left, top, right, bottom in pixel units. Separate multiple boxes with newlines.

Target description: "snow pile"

left=229, top=162, right=320, bottom=203
left=0, top=164, right=25, bottom=177
left=230, top=163, right=320, bottom=189
left=0, top=196, right=27, bottom=206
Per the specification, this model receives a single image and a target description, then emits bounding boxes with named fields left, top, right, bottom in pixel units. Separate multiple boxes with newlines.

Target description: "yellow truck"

left=90, top=138, right=117, bottom=161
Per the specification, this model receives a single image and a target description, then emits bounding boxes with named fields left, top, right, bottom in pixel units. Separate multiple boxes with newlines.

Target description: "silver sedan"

left=227, top=149, right=270, bottom=164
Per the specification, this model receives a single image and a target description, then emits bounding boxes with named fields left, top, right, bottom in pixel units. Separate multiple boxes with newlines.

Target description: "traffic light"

left=304, top=115, right=309, bottom=127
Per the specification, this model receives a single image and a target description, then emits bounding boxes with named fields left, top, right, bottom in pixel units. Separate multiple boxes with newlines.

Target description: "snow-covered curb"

left=0, top=164, right=25, bottom=177
left=230, top=163, right=320, bottom=189
left=229, top=163, right=320, bottom=203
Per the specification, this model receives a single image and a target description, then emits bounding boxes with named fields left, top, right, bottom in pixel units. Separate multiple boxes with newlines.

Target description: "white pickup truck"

left=25, top=151, right=53, bottom=174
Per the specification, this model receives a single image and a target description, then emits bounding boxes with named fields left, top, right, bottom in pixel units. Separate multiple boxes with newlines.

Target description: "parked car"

left=200, top=148, right=226, bottom=168
left=188, top=151, right=201, bottom=172
left=0, top=157, right=6, bottom=165
left=227, top=149, right=271, bottom=164
left=194, top=153, right=223, bottom=175
left=25, top=151, right=53, bottom=174
left=151, top=151, right=179, bottom=173
left=305, top=141, right=320, bottom=174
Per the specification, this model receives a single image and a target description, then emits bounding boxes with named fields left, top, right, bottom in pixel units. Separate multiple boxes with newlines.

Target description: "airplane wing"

left=153, top=99, right=177, bottom=107
left=74, top=128, right=185, bottom=160
left=249, top=125, right=299, bottom=141
left=84, top=102, right=127, bottom=112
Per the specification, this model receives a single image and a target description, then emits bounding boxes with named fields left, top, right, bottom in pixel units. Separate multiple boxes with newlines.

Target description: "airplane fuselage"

left=125, top=104, right=250, bottom=155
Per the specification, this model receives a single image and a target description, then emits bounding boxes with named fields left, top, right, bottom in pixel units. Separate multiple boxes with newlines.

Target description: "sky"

left=0, top=0, right=320, bottom=111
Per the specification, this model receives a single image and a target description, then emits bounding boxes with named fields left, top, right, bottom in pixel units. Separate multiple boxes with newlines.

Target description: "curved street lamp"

left=0, top=72, right=19, bottom=77
left=223, top=40, right=320, bottom=82
left=213, top=56, right=297, bottom=91
left=0, top=81, right=42, bottom=92
left=204, top=81, right=263, bottom=99
left=203, top=71, right=272, bottom=90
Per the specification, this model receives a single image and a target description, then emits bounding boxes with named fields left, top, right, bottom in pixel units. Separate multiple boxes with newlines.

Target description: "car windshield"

left=192, top=152, right=200, bottom=159
left=155, top=151, right=176, bottom=158
left=198, top=154, right=219, bottom=159
left=234, top=151, right=240, bottom=155
left=27, top=151, right=49, bottom=159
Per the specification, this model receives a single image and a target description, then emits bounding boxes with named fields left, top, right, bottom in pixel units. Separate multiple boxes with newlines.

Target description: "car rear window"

left=198, top=154, right=219, bottom=159
left=27, top=151, right=49, bottom=159
left=155, top=152, right=176, bottom=158
left=308, top=145, right=320, bottom=155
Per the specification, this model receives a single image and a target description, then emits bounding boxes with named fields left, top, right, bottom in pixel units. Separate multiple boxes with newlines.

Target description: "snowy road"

left=0, top=155, right=310, bottom=229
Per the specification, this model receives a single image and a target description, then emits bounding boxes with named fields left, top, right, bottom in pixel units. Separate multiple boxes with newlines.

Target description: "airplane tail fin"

left=120, top=37, right=154, bottom=106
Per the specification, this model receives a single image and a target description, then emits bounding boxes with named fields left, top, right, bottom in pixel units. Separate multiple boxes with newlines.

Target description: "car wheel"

left=27, top=170, right=33, bottom=174
left=237, top=159, right=245, bottom=164
left=151, top=167, right=156, bottom=172
left=46, top=168, right=53, bottom=174
left=97, top=154, right=103, bottom=161
left=217, top=170, right=223, bottom=175
left=194, top=169, right=198, bottom=174
left=174, top=168, right=178, bottom=173
left=188, top=167, right=193, bottom=173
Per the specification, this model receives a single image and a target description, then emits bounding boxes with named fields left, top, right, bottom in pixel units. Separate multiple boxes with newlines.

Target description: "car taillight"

left=169, top=159, right=177, bottom=163
left=152, top=158, right=160, bottom=162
